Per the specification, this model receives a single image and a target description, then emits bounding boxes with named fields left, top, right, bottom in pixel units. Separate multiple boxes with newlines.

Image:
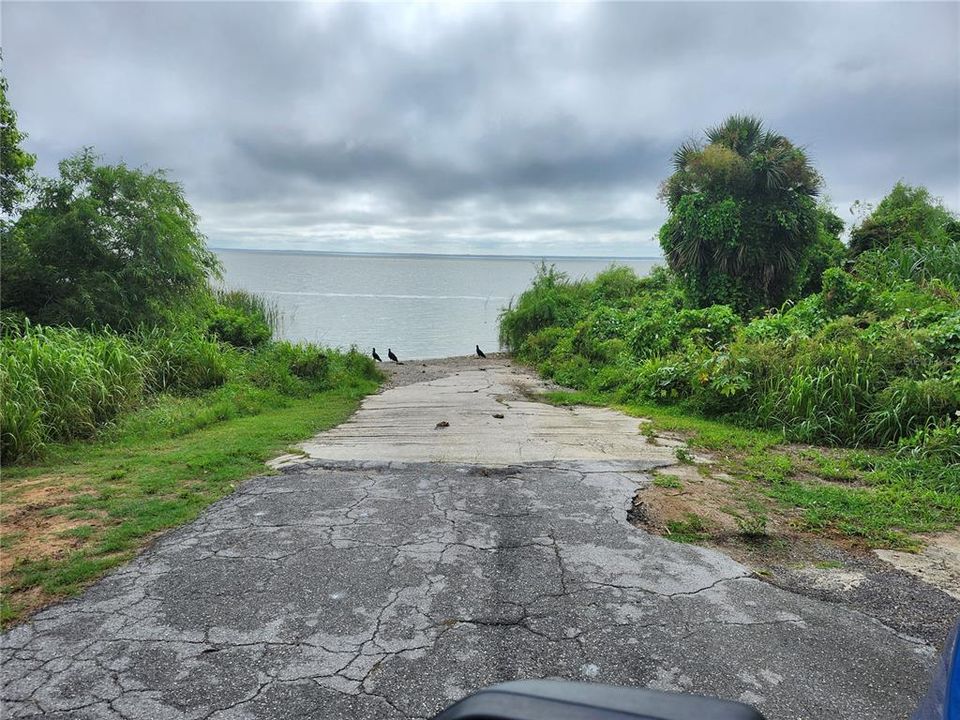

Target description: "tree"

left=658, top=115, right=822, bottom=313
left=0, top=70, right=37, bottom=216
left=1, top=149, right=221, bottom=329
left=796, top=203, right=846, bottom=296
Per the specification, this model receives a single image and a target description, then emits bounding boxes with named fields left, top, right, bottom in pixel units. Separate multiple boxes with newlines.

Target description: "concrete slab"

left=280, top=361, right=678, bottom=467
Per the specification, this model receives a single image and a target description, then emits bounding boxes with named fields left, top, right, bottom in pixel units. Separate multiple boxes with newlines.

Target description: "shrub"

left=206, top=305, right=272, bottom=348
left=499, top=264, right=587, bottom=352
left=659, top=116, right=822, bottom=314
left=500, top=200, right=958, bottom=452
left=821, top=267, right=870, bottom=317
left=590, top=266, right=645, bottom=307
left=246, top=342, right=331, bottom=396
left=849, top=182, right=956, bottom=257
left=898, top=415, right=960, bottom=465
left=136, top=328, right=229, bottom=395
left=676, top=305, right=741, bottom=348
left=1, top=149, right=219, bottom=330
left=338, top=348, right=382, bottom=384
left=215, top=289, right=280, bottom=333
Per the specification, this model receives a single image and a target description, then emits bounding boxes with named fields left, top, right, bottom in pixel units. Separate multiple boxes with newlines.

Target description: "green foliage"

left=849, top=182, right=956, bottom=257
left=206, top=306, right=272, bottom=348
left=653, top=474, right=683, bottom=489
left=502, top=184, right=959, bottom=459
left=499, top=263, right=588, bottom=351
left=1, top=149, right=220, bottom=330
left=820, top=267, right=870, bottom=317
left=659, top=115, right=822, bottom=314
left=134, top=328, right=230, bottom=395
left=666, top=513, right=710, bottom=543
left=0, top=323, right=381, bottom=464
left=0, top=71, right=36, bottom=215
left=1, top=325, right=145, bottom=461
left=797, top=205, right=846, bottom=295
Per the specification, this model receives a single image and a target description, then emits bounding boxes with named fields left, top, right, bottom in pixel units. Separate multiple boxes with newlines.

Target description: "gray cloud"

left=3, top=1, right=957, bottom=256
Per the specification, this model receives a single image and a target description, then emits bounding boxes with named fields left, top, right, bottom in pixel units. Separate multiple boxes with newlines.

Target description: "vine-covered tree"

left=658, top=115, right=822, bottom=313
left=1, top=149, right=220, bottom=329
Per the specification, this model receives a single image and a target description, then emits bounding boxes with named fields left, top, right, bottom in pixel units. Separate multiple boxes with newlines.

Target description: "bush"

left=499, top=264, right=588, bottom=352
left=206, top=305, right=271, bottom=348
left=246, top=342, right=331, bottom=396
left=898, top=416, right=960, bottom=465
left=863, top=378, right=960, bottom=446
left=849, top=182, right=956, bottom=257
left=821, top=267, right=870, bottom=317
left=136, top=328, right=230, bottom=395
left=658, top=116, right=822, bottom=314
left=334, top=348, right=382, bottom=384
left=590, top=266, right=645, bottom=307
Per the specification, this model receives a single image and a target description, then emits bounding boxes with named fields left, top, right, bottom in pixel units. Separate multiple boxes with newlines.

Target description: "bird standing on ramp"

left=476, top=345, right=486, bottom=359
left=372, top=348, right=382, bottom=362
left=387, top=348, right=401, bottom=364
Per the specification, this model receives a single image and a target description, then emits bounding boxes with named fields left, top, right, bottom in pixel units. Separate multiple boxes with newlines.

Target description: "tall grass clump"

left=207, top=288, right=279, bottom=348
left=499, top=264, right=589, bottom=352
left=1, top=325, right=146, bottom=461
left=134, top=327, right=231, bottom=394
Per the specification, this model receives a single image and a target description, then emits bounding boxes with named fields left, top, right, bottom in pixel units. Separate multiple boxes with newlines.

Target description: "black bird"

left=387, top=348, right=400, bottom=363
left=372, top=348, right=382, bottom=362
left=476, top=345, right=486, bottom=359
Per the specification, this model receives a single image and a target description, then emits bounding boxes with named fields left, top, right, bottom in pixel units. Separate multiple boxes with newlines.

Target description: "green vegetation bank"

left=501, top=117, right=959, bottom=548
left=0, top=77, right=381, bottom=624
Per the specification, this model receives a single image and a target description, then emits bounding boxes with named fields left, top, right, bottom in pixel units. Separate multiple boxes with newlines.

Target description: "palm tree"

left=659, top=115, right=822, bottom=313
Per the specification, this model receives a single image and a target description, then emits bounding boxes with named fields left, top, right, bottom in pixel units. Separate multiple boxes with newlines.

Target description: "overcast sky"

left=3, top=2, right=958, bottom=257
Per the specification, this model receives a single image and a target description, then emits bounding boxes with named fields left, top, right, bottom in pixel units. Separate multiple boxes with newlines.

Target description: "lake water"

left=216, top=250, right=660, bottom=359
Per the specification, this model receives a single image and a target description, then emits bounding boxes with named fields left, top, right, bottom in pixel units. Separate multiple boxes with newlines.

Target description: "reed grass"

left=1, top=325, right=146, bottom=461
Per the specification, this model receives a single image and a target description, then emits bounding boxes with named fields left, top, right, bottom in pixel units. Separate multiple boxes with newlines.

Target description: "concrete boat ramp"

left=1, top=358, right=939, bottom=719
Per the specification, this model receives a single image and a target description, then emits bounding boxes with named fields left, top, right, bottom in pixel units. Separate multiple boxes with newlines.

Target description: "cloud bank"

left=4, top=2, right=958, bottom=256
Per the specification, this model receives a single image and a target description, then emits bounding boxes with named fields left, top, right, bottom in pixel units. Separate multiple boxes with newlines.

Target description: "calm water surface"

left=216, top=251, right=659, bottom=359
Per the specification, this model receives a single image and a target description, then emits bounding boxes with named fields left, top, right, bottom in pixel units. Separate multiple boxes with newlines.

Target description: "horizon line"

left=211, top=247, right=664, bottom=261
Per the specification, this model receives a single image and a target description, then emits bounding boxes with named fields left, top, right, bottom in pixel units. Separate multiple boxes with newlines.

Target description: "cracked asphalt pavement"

left=0, top=360, right=938, bottom=718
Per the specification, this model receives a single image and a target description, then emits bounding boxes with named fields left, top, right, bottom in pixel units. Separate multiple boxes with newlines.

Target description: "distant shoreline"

left=211, top=247, right=662, bottom=262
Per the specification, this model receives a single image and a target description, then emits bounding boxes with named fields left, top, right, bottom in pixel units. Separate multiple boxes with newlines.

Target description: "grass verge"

left=1, top=378, right=377, bottom=627
left=543, top=389, right=960, bottom=551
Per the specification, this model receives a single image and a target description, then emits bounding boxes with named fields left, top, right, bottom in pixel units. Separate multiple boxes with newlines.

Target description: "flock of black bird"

left=372, top=345, right=486, bottom=363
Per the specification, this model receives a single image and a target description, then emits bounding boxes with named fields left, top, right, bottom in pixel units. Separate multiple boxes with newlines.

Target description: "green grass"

left=665, top=513, right=710, bottom=543
left=653, top=475, right=683, bottom=490
left=541, top=388, right=959, bottom=549
left=1, top=377, right=377, bottom=627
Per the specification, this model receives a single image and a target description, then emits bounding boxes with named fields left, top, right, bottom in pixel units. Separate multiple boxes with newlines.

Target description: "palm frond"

left=706, top=114, right=765, bottom=156
left=672, top=139, right=702, bottom=171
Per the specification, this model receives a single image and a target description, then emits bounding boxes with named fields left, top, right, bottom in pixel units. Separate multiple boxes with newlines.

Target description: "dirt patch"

left=1, top=477, right=97, bottom=575
left=632, top=461, right=803, bottom=547
left=629, top=463, right=960, bottom=647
